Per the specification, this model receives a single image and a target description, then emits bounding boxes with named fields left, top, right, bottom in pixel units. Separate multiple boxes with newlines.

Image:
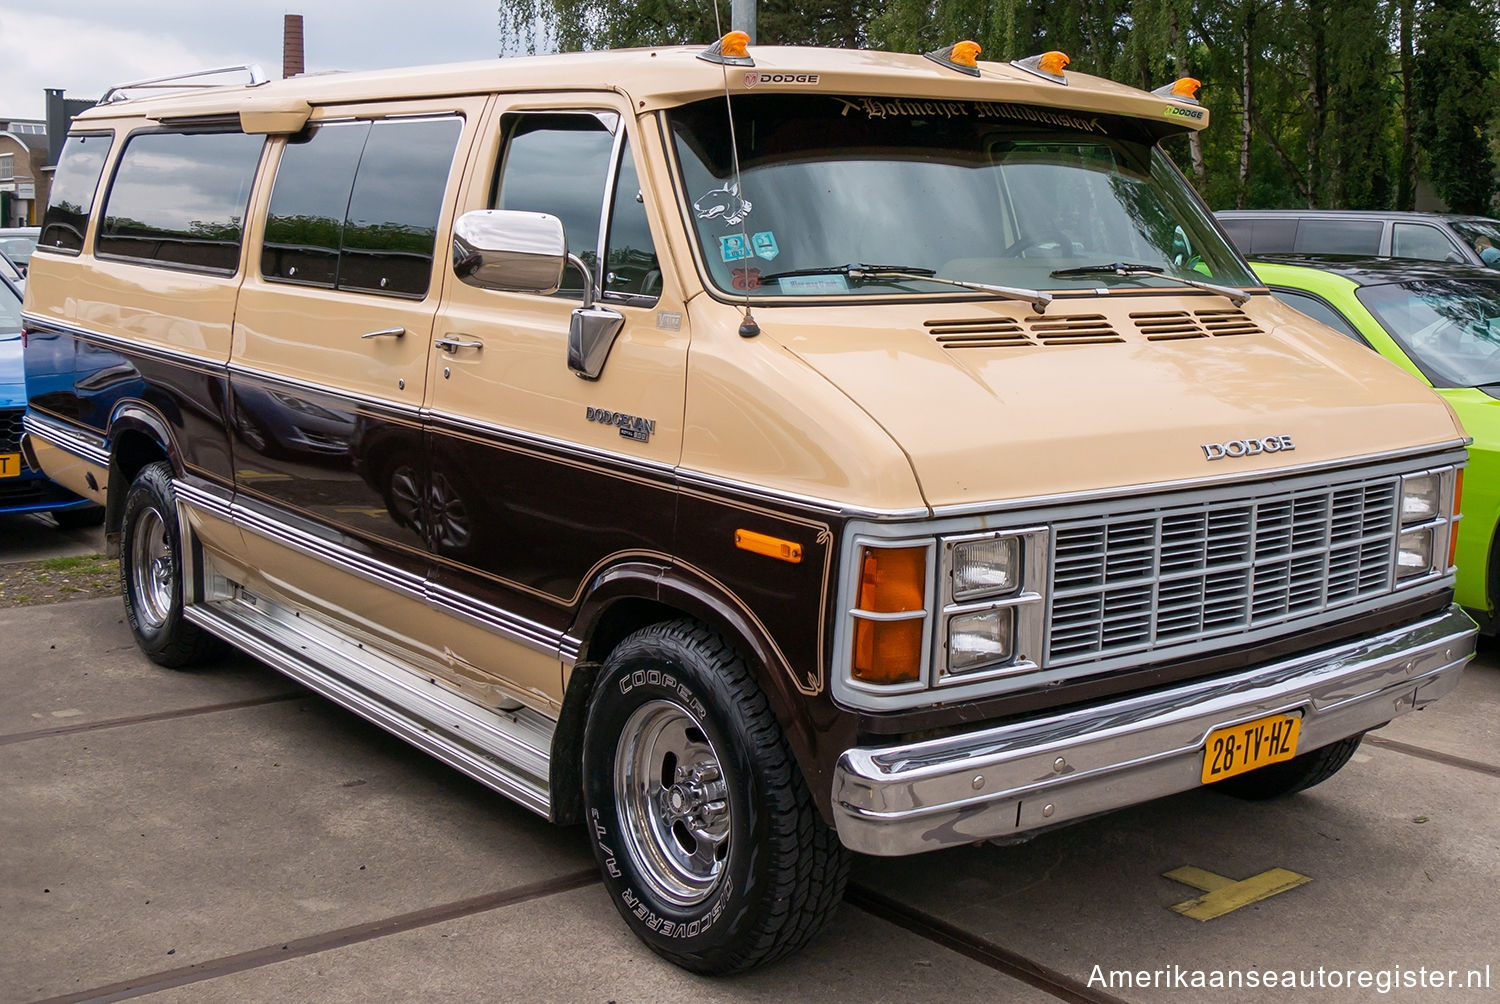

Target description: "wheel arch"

left=103, top=404, right=181, bottom=547
left=548, top=559, right=838, bottom=826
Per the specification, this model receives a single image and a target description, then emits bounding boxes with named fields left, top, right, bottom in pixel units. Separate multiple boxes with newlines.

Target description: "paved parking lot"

left=2, top=539, right=1497, bottom=1001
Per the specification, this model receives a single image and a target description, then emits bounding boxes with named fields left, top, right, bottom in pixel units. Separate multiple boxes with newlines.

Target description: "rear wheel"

left=119, top=461, right=224, bottom=668
left=1210, top=733, right=1364, bottom=800
left=582, top=619, right=849, bottom=974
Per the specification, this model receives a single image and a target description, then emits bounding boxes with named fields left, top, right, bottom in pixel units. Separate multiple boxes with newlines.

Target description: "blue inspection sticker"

left=751, top=231, right=780, bottom=261
left=719, top=234, right=753, bottom=262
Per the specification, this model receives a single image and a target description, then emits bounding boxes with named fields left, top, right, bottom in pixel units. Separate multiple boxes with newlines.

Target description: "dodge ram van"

left=22, top=39, right=1477, bottom=973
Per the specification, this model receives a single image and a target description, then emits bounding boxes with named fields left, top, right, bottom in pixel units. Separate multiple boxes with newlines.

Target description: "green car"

left=1253, top=255, right=1500, bottom=630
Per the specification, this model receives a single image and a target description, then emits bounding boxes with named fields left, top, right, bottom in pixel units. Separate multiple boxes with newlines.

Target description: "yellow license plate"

left=1201, top=713, right=1301, bottom=784
left=0, top=453, right=20, bottom=478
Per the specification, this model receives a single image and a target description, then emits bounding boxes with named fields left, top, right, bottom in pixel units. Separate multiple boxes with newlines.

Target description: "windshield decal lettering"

left=777, top=274, right=850, bottom=295
left=694, top=181, right=753, bottom=226
left=834, top=96, right=1106, bottom=134
left=751, top=231, right=780, bottom=260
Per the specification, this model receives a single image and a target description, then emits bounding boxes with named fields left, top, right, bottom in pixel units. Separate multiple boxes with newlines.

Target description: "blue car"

left=0, top=272, right=103, bottom=527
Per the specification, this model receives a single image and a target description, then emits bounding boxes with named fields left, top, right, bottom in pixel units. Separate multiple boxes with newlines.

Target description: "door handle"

left=361, top=326, right=406, bottom=339
left=435, top=335, right=484, bottom=353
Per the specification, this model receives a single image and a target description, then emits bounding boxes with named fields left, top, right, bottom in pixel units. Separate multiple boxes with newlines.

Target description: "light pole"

left=731, top=0, right=756, bottom=43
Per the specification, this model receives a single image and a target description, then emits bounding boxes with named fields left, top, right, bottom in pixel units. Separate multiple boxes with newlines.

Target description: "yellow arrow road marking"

left=1164, top=866, right=1311, bottom=921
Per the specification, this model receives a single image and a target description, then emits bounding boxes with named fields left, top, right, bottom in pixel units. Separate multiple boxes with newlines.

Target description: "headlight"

left=947, top=606, right=1015, bottom=674
left=1397, top=528, right=1435, bottom=579
left=1400, top=474, right=1441, bottom=524
left=951, top=534, right=1021, bottom=600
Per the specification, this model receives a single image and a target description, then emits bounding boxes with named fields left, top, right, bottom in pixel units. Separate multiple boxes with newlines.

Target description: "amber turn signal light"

left=851, top=546, right=927, bottom=685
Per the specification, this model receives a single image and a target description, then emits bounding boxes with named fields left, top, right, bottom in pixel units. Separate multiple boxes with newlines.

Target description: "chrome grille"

left=1047, top=476, right=1399, bottom=665
left=0, top=408, right=22, bottom=454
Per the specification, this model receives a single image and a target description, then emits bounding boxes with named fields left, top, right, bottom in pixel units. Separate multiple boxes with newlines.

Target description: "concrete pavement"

left=3, top=596, right=1497, bottom=1002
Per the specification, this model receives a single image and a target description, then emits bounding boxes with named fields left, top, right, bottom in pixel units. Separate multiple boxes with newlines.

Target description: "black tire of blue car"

left=51, top=505, right=105, bottom=529
left=1210, top=732, right=1364, bottom=800
left=581, top=619, right=850, bottom=974
left=119, top=461, right=225, bottom=668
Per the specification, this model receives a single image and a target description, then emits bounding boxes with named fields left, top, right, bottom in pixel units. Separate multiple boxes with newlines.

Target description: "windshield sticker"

left=731, top=266, right=763, bottom=291
left=751, top=231, right=780, bottom=261
left=833, top=97, right=1106, bottom=134
left=778, top=274, right=850, bottom=295
left=719, top=234, right=754, bottom=262
left=695, top=182, right=753, bottom=226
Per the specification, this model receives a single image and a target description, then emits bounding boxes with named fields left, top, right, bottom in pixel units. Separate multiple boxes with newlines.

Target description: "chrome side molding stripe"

left=22, top=313, right=228, bottom=376
left=174, top=487, right=568, bottom=660
left=22, top=411, right=111, bottom=468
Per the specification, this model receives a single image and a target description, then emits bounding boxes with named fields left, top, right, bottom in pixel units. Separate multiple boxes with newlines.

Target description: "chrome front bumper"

left=832, top=604, right=1476, bottom=856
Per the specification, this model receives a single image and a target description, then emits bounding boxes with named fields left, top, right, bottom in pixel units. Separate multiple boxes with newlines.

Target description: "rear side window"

left=262, top=116, right=462, bottom=298
left=97, top=131, right=264, bottom=273
left=39, top=132, right=114, bottom=254
left=1248, top=218, right=1297, bottom=254
left=1391, top=222, right=1461, bottom=262
left=1293, top=218, right=1382, bottom=255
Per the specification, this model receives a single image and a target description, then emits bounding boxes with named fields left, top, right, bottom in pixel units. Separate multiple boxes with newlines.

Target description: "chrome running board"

left=183, top=583, right=555, bottom=819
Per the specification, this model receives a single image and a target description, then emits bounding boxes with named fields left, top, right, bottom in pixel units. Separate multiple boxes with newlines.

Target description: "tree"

left=1413, top=0, right=1500, bottom=214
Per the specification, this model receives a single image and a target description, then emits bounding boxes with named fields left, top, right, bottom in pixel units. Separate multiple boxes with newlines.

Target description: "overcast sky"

left=0, top=1, right=514, bottom=121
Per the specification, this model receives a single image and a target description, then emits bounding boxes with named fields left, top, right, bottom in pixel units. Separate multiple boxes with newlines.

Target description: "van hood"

left=768, top=294, right=1465, bottom=510
left=0, top=334, right=23, bottom=408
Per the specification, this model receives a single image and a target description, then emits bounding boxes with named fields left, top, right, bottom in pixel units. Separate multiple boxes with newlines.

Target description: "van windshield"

left=667, top=93, right=1254, bottom=299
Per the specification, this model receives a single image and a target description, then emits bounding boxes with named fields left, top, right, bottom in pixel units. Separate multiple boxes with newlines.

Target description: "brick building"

left=0, top=90, right=98, bottom=227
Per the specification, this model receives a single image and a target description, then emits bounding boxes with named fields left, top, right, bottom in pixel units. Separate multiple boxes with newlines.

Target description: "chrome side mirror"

left=452, top=209, right=566, bottom=294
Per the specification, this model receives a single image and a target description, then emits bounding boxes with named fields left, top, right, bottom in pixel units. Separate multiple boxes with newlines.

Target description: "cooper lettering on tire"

left=581, top=619, right=849, bottom=973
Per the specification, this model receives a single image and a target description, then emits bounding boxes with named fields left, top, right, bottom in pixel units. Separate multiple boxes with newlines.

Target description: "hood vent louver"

left=927, top=317, right=1033, bottom=349
left=1025, top=314, right=1123, bottom=345
left=1132, top=308, right=1264, bottom=340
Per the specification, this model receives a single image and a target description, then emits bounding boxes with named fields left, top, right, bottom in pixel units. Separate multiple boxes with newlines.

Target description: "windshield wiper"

left=759, top=263, right=1052, bottom=314
left=1050, top=262, right=1250, bottom=306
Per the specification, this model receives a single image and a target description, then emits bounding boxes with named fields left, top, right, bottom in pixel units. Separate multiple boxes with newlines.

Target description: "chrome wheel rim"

left=130, top=505, right=174, bottom=630
left=615, top=698, right=731, bottom=907
left=388, top=463, right=424, bottom=530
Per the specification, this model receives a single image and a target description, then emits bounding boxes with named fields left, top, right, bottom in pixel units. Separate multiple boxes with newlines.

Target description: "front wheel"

left=119, top=461, right=224, bottom=668
left=582, top=620, right=849, bottom=974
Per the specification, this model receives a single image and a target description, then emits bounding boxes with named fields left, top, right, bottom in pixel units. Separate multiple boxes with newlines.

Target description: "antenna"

left=705, top=14, right=760, bottom=338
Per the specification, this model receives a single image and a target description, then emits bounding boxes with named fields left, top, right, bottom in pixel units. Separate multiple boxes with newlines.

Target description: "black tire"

left=52, top=505, right=105, bottom=529
left=119, top=461, right=225, bottom=669
left=581, top=619, right=850, bottom=974
left=1210, top=733, right=1364, bottom=800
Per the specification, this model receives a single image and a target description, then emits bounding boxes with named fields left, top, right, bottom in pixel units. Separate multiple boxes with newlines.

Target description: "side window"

left=97, top=131, right=264, bottom=273
left=1218, top=218, right=1252, bottom=254
left=492, top=113, right=616, bottom=295
left=602, top=140, right=661, bottom=302
left=1249, top=218, right=1298, bottom=253
left=262, top=116, right=462, bottom=298
left=40, top=133, right=114, bottom=255
left=1391, top=222, right=1461, bottom=263
left=1293, top=218, right=1382, bottom=255
left=262, top=122, right=367, bottom=287
left=1270, top=288, right=1366, bottom=343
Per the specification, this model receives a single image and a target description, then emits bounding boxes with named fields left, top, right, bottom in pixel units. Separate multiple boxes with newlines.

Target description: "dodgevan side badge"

left=587, top=406, right=656, bottom=443
left=1202, top=435, right=1295, bottom=461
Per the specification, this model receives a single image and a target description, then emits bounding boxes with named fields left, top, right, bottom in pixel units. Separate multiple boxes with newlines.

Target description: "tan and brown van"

left=21, top=40, right=1478, bottom=973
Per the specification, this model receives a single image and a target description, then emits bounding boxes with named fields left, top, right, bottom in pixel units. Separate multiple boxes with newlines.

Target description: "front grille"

left=0, top=408, right=22, bottom=454
left=1047, top=475, right=1400, bottom=665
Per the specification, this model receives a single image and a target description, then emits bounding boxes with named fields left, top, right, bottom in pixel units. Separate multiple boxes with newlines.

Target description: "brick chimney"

left=283, top=14, right=305, bottom=78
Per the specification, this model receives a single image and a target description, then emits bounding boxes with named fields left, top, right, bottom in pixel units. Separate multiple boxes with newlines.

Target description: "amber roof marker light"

left=699, top=30, right=754, bottom=67
left=924, top=40, right=983, bottom=77
left=1011, top=50, right=1070, bottom=85
left=1152, top=77, right=1203, bottom=105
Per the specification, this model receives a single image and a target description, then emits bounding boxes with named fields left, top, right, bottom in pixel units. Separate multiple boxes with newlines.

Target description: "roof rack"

left=100, top=64, right=269, bottom=104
